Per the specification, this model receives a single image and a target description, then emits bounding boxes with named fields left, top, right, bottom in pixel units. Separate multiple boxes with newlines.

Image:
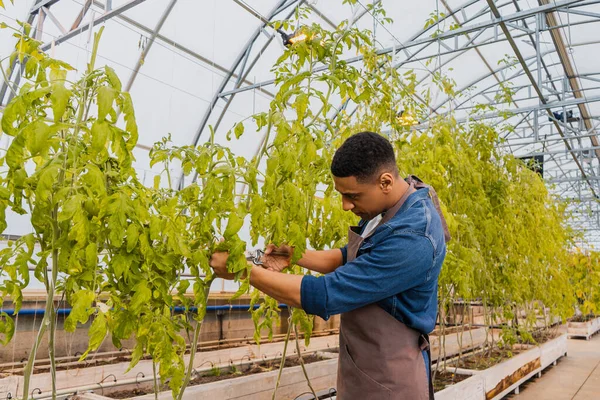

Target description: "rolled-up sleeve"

left=340, top=245, right=348, bottom=265
left=300, top=230, right=434, bottom=320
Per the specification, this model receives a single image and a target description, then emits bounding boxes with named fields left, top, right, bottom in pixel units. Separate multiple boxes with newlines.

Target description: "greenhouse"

left=1, top=0, right=600, bottom=399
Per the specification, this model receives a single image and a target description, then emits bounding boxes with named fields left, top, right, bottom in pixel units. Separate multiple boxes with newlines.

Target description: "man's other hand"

left=262, top=244, right=293, bottom=272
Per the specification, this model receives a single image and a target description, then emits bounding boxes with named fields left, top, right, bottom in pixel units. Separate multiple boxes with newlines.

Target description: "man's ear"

left=379, top=172, right=394, bottom=193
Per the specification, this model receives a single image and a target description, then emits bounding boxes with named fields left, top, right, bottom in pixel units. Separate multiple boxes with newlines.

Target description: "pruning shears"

left=245, top=249, right=291, bottom=266
left=246, top=249, right=267, bottom=266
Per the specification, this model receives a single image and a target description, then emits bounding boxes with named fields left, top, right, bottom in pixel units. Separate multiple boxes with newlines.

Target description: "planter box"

left=437, top=334, right=567, bottom=400
left=567, top=316, right=600, bottom=340
left=435, top=373, right=484, bottom=400
left=0, top=335, right=339, bottom=397
left=133, top=358, right=338, bottom=400
left=430, top=327, right=489, bottom=361
left=75, top=334, right=568, bottom=400
left=540, top=333, right=567, bottom=369
left=478, top=344, right=540, bottom=400
left=64, top=358, right=338, bottom=400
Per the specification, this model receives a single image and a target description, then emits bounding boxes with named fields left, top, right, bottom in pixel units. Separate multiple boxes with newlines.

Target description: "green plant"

left=209, top=365, right=221, bottom=377
left=0, top=22, right=147, bottom=399
left=569, top=250, right=600, bottom=315
left=0, top=22, right=227, bottom=400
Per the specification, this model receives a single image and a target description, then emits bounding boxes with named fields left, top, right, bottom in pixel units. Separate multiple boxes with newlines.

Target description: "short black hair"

left=331, top=131, right=398, bottom=182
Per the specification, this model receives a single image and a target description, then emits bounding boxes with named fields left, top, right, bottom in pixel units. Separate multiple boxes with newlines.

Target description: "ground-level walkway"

left=510, top=333, right=600, bottom=399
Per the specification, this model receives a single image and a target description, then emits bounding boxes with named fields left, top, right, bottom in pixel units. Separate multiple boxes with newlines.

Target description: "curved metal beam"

left=188, top=0, right=299, bottom=152
left=123, top=0, right=178, bottom=93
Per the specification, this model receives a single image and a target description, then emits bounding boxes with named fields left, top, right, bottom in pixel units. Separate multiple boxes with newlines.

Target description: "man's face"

left=333, top=175, right=389, bottom=221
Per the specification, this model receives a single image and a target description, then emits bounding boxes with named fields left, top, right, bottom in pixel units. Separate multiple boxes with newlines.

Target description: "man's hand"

left=209, top=252, right=236, bottom=280
left=262, top=244, right=293, bottom=272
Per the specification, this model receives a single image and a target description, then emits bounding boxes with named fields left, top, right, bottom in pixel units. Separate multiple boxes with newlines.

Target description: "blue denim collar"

left=398, top=187, right=430, bottom=215
left=358, top=187, right=430, bottom=228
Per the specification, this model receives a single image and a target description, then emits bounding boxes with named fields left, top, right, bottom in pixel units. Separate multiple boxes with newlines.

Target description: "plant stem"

left=294, top=324, right=317, bottom=399
left=153, top=360, right=159, bottom=400
left=48, top=245, right=58, bottom=400
left=272, top=318, right=292, bottom=400
left=176, top=283, right=211, bottom=400
left=468, top=304, right=475, bottom=359
left=21, top=308, right=49, bottom=400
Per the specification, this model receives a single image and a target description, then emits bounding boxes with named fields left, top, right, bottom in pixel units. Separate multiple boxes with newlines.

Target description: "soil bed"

left=432, top=370, right=471, bottom=392
left=15, top=356, right=132, bottom=375
left=108, top=353, right=326, bottom=399
left=431, top=325, right=478, bottom=336
left=527, top=329, right=561, bottom=345
left=448, top=347, right=525, bottom=370
left=569, top=314, right=596, bottom=323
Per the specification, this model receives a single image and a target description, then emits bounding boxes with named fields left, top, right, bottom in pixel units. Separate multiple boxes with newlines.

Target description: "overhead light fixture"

left=517, top=155, right=544, bottom=178
left=549, top=110, right=579, bottom=123
left=396, top=110, right=418, bottom=126
left=278, top=28, right=308, bottom=47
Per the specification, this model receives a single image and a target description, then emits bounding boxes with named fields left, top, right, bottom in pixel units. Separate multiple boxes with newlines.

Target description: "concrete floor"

left=508, top=333, right=600, bottom=400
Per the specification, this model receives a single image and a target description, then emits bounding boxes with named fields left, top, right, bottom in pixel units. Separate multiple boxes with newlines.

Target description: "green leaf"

left=80, top=312, right=108, bottom=360
left=230, top=279, right=250, bottom=301
left=50, top=84, right=71, bottom=122
left=35, top=163, right=60, bottom=203
left=88, top=26, right=104, bottom=73
left=24, top=57, right=39, bottom=79
left=64, top=290, right=94, bottom=332
left=112, top=253, right=130, bottom=279
left=24, top=120, right=51, bottom=156
left=49, top=66, right=67, bottom=83
left=0, top=313, right=14, bottom=345
left=234, top=122, right=244, bottom=139
left=97, top=86, right=116, bottom=122
left=58, top=194, right=83, bottom=222
left=5, top=134, right=26, bottom=169
left=224, top=211, right=244, bottom=239
left=83, top=164, right=106, bottom=196
left=121, top=92, right=138, bottom=150
left=0, top=187, right=9, bottom=201
left=91, top=120, right=110, bottom=155
left=85, top=243, right=97, bottom=269
left=0, top=205, right=7, bottom=234
left=126, top=341, right=145, bottom=372
left=126, top=224, right=139, bottom=253
left=105, top=66, right=122, bottom=91
left=1, top=97, right=26, bottom=136
left=130, top=282, right=151, bottom=313
left=294, top=93, right=309, bottom=119
left=7, top=283, right=22, bottom=313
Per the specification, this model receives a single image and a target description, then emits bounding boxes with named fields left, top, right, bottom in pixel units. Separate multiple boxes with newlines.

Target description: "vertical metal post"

left=35, top=7, right=46, bottom=41
left=562, top=76, right=568, bottom=128
left=534, top=110, right=539, bottom=142
left=535, top=12, right=543, bottom=143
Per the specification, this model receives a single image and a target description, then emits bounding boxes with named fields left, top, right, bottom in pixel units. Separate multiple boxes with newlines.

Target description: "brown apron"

left=337, top=177, right=447, bottom=400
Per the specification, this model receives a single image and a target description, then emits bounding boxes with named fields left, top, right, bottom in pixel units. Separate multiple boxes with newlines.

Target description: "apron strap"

left=419, top=333, right=435, bottom=400
left=406, top=175, right=451, bottom=243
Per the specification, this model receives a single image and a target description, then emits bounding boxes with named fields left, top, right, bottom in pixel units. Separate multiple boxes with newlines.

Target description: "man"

left=210, top=131, right=448, bottom=399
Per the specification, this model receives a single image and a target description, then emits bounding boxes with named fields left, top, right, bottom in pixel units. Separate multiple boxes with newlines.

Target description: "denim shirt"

left=301, top=187, right=446, bottom=335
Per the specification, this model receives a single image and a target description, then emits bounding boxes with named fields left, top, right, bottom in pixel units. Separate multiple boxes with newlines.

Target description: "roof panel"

left=3, top=0, right=600, bottom=238
left=159, top=0, right=262, bottom=70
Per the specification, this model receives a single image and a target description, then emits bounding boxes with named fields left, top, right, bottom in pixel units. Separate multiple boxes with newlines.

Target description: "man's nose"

left=342, top=198, right=354, bottom=211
